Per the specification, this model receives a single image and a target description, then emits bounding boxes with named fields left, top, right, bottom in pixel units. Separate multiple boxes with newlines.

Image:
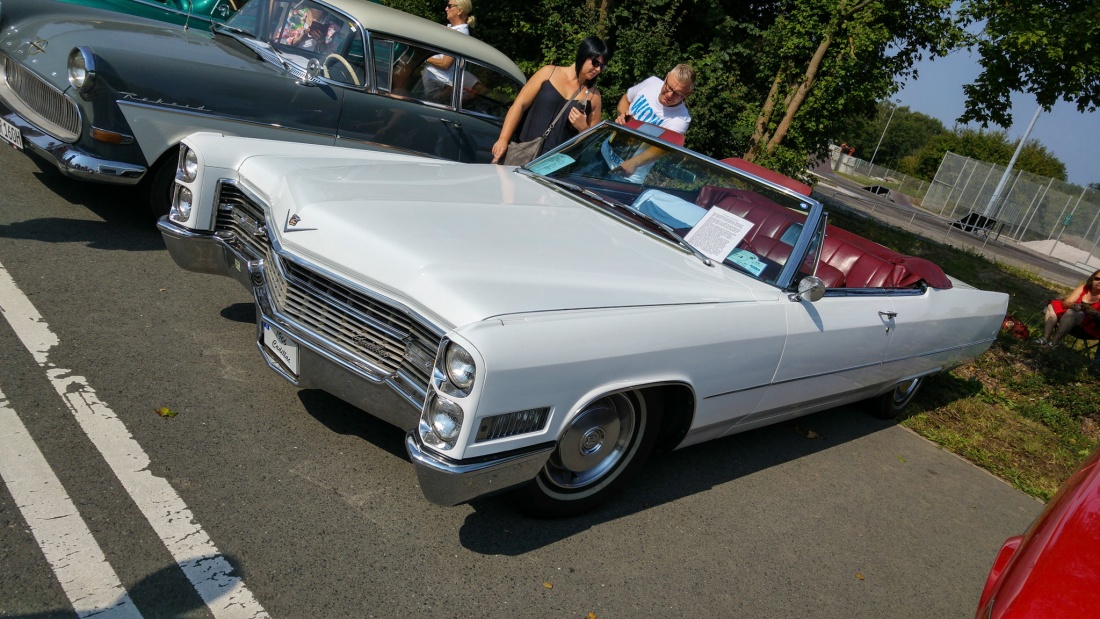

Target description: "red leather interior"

left=694, top=185, right=951, bottom=289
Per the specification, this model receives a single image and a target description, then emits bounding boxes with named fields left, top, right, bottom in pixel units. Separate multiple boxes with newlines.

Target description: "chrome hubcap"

left=545, top=393, right=637, bottom=490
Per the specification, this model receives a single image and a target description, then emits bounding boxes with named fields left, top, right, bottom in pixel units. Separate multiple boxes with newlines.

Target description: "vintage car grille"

left=266, top=249, right=441, bottom=389
left=213, top=181, right=441, bottom=395
left=214, top=184, right=269, bottom=260
left=2, top=56, right=80, bottom=140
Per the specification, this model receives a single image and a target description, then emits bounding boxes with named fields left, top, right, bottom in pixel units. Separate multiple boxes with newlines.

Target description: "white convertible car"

left=158, top=123, right=1008, bottom=516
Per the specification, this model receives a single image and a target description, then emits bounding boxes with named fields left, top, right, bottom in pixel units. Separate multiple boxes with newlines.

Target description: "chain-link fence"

left=828, top=147, right=929, bottom=201
left=923, top=152, right=1100, bottom=268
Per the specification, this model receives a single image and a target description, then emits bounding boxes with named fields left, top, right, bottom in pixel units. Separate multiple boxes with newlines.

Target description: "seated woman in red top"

left=1037, top=269, right=1100, bottom=346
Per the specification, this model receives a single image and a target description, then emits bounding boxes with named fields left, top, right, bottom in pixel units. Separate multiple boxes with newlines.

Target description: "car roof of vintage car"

left=324, top=0, right=525, bottom=83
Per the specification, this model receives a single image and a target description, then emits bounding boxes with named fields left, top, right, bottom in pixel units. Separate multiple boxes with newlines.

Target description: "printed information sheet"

left=684, top=208, right=752, bottom=263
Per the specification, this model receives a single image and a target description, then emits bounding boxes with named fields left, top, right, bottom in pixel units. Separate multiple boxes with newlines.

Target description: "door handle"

left=879, top=310, right=897, bottom=333
left=439, top=118, right=462, bottom=128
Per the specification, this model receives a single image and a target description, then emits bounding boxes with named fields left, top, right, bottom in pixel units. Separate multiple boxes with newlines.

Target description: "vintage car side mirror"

left=301, top=58, right=322, bottom=85
left=793, top=276, right=826, bottom=303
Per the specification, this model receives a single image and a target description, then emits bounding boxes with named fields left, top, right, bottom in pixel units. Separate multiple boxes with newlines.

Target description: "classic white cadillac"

left=158, top=123, right=1008, bottom=516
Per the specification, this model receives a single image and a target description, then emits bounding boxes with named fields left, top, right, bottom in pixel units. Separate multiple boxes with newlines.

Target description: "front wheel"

left=869, top=376, right=925, bottom=419
left=513, top=390, right=661, bottom=518
left=141, top=153, right=177, bottom=219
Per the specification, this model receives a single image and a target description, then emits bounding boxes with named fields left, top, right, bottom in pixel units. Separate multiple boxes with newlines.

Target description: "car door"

left=335, top=36, right=518, bottom=162
left=736, top=291, right=895, bottom=428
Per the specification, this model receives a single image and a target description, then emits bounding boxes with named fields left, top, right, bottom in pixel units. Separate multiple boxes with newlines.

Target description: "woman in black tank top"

left=492, top=37, right=610, bottom=163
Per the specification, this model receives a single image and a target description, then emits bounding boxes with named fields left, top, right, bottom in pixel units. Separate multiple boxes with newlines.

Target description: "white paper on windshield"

left=528, top=153, right=575, bottom=175
left=684, top=208, right=753, bottom=263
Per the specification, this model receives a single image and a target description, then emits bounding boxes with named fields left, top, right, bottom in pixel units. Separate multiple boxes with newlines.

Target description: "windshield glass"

left=224, top=0, right=360, bottom=75
left=524, top=124, right=822, bottom=286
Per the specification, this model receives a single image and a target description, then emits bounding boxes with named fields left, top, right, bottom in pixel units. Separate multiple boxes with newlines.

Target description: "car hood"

left=237, top=156, right=761, bottom=328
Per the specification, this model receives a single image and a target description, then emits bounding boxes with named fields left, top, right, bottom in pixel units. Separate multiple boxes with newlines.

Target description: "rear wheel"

left=514, top=390, right=661, bottom=518
left=870, top=377, right=924, bottom=419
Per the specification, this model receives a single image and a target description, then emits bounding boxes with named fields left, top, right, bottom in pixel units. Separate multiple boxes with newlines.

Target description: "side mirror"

left=793, top=276, right=826, bottom=303
left=300, top=58, right=322, bottom=85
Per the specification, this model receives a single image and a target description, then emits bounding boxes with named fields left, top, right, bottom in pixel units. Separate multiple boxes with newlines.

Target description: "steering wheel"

left=323, top=53, right=360, bottom=86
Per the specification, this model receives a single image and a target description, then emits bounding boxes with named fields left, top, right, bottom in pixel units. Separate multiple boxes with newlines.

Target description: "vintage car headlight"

left=67, top=47, right=96, bottom=93
left=443, top=343, right=476, bottom=393
left=178, top=146, right=198, bottom=183
left=422, top=395, right=464, bottom=449
left=170, top=186, right=193, bottom=222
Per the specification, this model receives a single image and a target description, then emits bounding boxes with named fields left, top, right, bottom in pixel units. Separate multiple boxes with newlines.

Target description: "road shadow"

left=1, top=153, right=163, bottom=251
left=456, top=405, right=897, bottom=555
left=296, top=389, right=409, bottom=460
left=15, top=554, right=251, bottom=618
left=219, top=302, right=257, bottom=324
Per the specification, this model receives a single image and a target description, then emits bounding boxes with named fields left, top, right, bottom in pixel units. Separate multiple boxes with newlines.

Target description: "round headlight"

left=179, top=147, right=198, bottom=183
left=171, top=186, right=193, bottom=222
left=67, top=47, right=96, bottom=93
left=429, top=397, right=463, bottom=442
left=444, top=343, right=475, bottom=391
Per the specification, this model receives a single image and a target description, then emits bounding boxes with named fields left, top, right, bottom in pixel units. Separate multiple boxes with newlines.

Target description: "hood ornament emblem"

left=283, top=211, right=316, bottom=232
left=28, top=39, right=48, bottom=55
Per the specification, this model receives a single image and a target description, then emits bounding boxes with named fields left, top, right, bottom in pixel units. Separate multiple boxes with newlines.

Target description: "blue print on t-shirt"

left=630, top=96, right=665, bottom=127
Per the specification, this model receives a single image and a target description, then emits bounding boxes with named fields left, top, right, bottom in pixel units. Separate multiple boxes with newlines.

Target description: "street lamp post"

left=869, top=99, right=901, bottom=168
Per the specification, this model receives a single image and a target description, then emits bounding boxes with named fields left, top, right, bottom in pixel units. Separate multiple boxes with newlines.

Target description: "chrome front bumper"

left=406, top=434, right=554, bottom=506
left=0, top=103, right=146, bottom=185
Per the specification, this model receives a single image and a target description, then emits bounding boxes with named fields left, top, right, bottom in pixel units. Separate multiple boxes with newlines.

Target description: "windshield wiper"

left=523, top=171, right=714, bottom=267
left=212, top=24, right=289, bottom=69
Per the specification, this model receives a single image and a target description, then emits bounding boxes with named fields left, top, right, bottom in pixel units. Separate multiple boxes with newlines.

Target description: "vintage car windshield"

left=522, top=124, right=822, bottom=287
left=222, top=0, right=361, bottom=81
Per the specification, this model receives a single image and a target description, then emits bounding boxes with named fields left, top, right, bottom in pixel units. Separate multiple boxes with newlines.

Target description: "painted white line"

left=0, top=387, right=142, bottom=619
left=0, top=260, right=269, bottom=619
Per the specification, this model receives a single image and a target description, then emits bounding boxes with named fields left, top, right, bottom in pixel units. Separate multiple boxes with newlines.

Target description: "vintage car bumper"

left=406, top=434, right=554, bottom=506
left=157, top=218, right=424, bottom=432
left=0, top=103, right=146, bottom=185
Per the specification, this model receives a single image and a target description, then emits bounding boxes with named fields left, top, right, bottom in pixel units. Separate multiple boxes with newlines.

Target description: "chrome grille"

left=3, top=56, right=80, bottom=139
left=269, top=253, right=441, bottom=389
left=214, top=184, right=269, bottom=260
left=476, top=407, right=551, bottom=442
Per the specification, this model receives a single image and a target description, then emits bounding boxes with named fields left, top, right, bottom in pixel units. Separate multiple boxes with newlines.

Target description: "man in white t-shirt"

left=609, top=64, right=695, bottom=180
left=616, top=64, right=694, bottom=133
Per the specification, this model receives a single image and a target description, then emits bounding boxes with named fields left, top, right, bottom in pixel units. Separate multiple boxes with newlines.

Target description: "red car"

left=976, top=446, right=1100, bottom=618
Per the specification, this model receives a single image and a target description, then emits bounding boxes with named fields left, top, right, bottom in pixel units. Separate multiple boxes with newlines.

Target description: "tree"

left=905, top=128, right=1067, bottom=181
left=743, top=0, right=964, bottom=164
left=841, top=102, right=948, bottom=168
left=958, top=0, right=1100, bottom=127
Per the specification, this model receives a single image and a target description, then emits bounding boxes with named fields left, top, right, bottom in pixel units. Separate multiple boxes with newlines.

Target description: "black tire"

left=142, top=152, right=177, bottom=219
left=513, top=390, right=662, bottom=518
left=869, top=376, right=924, bottom=419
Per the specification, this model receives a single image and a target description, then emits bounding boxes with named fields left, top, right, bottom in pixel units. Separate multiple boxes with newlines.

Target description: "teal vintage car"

left=59, top=0, right=246, bottom=26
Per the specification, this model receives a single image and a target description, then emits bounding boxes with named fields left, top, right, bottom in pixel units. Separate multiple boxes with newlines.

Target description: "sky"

left=894, top=48, right=1099, bottom=187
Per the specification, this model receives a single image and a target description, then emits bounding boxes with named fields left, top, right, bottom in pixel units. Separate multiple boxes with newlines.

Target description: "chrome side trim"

left=702, top=338, right=992, bottom=400
left=406, top=434, right=554, bottom=506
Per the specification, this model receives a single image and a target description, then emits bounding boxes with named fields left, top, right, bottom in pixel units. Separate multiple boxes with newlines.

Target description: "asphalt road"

left=0, top=144, right=1042, bottom=619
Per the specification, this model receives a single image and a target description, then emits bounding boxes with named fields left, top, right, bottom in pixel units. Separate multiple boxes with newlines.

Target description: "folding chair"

left=1064, top=325, right=1100, bottom=364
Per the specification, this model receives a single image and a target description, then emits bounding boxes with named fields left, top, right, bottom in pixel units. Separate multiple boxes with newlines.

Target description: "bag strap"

left=541, top=85, right=585, bottom=139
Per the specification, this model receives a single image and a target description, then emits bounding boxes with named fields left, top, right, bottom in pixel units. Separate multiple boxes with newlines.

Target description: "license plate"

left=0, top=116, right=23, bottom=150
left=263, top=322, right=299, bottom=376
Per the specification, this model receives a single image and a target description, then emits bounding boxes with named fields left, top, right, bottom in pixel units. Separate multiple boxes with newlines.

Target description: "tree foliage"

left=840, top=102, right=948, bottom=168
left=384, top=0, right=967, bottom=178
left=903, top=128, right=1068, bottom=181
left=958, top=0, right=1100, bottom=127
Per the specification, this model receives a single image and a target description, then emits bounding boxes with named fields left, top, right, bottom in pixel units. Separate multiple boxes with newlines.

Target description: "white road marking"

left=0, top=260, right=269, bottom=619
left=0, top=387, right=142, bottom=619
